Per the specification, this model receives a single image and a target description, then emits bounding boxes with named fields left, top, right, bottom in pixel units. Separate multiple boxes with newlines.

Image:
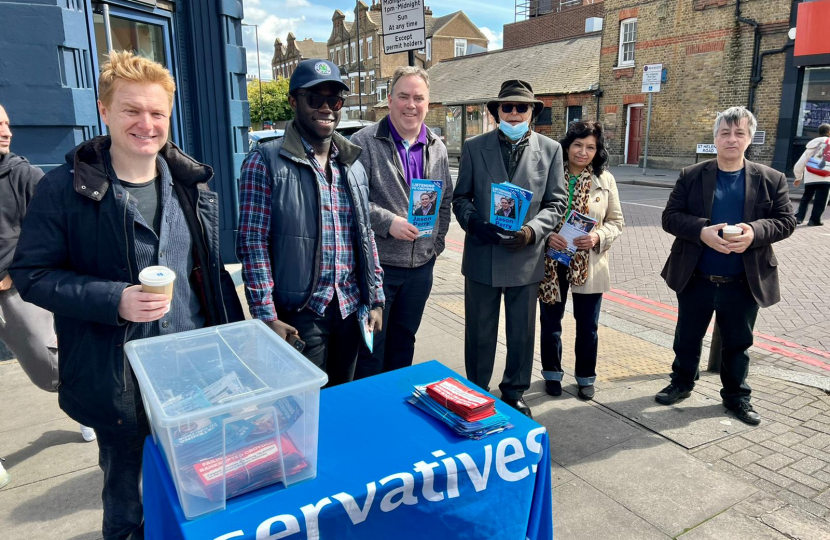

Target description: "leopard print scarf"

left=539, top=164, right=593, bottom=305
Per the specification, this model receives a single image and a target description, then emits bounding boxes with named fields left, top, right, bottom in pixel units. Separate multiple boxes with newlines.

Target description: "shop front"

left=0, top=0, right=249, bottom=260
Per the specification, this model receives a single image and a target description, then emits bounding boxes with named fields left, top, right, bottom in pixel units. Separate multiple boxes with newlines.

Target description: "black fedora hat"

left=486, top=79, right=544, bottom=119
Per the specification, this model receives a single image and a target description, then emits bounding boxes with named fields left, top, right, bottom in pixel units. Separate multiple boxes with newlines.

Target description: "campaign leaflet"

left=490, top=182, right=533, bottom=232
left=358, top=304, right=374, bottom=353
left=546, top=210, right=598, bottom=266
left=407, top=179, right=443, bottom=237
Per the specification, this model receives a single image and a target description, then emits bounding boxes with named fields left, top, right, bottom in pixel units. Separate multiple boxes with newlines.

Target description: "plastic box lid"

left=125, top=319, right=328, bottom=428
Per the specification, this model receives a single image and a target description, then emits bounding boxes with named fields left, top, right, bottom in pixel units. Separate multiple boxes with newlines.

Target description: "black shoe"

left=577, top=384, right=595, bottom=400
left=502, top=397, right=533, bottom=419
left=796, top=219, right=804, bottom=225
left=808, top=220, right=824, bottom=226
left=724, top=401, right=761, bottom=425
left=655, top=383, right=692, bottom=405
left=545, top=380, right=562, bottom=397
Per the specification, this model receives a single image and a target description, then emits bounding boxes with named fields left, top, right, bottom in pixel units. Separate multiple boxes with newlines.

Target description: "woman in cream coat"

left=538, top=121, right=624, bottom=400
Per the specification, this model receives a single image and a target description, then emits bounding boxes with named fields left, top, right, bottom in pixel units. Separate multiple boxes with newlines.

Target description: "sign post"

left=641, top=63, right=662, bottom=174
left=380, top=0, right=426, bottom=65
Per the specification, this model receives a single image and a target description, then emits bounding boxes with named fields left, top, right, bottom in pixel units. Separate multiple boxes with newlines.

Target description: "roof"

left=426, top=13, right=457, bottom=37
left=427, top=35, right=600, bottom=104
left=295, top=38, right=328, bottom=60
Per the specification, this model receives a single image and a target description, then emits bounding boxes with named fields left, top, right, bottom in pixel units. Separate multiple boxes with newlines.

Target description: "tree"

left=247, top=77, right=293, bottom=124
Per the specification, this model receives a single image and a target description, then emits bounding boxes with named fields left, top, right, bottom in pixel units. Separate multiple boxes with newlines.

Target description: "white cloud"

left=480, top=27, right=503, bottom=51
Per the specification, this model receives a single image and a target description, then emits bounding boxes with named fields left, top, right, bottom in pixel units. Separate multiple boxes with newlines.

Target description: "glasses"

left=501, top=104, right=529, bottom=114
left=297, top=92, right=344, bottom=111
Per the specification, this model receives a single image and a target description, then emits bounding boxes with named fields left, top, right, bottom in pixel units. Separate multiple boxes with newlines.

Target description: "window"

left=567, top=106, right=582, bottom=126
left=329, top=48, right=334, bottom=61
left=426, top=38, right=432, bottom=61
left=797, top=67, right=830, bottom=137
left=378, top=84, right=388, bottom=102
left=363, top=76, right=369, bottom=95
left=454, top=38, right=467, bottom=57
left=350, top=43, right=355, bottom=63
left=367, top=37, right=373, bottom=58
left=336, top=46, right=341, bottom=64
left=618, top=18, right=637, bottom=67
left=536, top=107, right=552, bottom=126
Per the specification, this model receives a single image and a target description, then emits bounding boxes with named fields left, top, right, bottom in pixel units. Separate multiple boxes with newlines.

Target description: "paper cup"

left=139, top=266, right=176, bottom=313
left=722, top=225, right=742, bottom=240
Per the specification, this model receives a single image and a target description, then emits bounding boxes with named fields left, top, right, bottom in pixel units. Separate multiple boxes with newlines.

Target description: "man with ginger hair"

left=10, top=51, right=242, bottom=539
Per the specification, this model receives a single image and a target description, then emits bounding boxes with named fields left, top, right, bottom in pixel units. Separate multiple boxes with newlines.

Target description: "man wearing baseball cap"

left=238, top=59, right=385, bottom=386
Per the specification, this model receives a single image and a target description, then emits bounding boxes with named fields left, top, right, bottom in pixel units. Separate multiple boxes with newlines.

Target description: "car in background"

left=248, top=120, right=376, bottom=150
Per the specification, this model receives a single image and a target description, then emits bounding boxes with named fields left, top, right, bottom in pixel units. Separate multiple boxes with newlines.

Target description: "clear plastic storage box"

left=125, top=319, right=328, bottom=519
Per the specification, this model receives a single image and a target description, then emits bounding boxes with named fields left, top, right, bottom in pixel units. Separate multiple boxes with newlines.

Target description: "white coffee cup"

left=722, top=225, right=742, bottom=240
left=139, top=266, right=176, bottom=313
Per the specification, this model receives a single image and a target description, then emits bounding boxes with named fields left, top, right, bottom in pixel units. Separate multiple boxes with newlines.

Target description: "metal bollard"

left=707, top=323, right=722, bottom=373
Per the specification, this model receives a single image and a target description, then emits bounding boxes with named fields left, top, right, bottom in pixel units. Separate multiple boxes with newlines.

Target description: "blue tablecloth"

left=144, top=361, right=553, bottom=540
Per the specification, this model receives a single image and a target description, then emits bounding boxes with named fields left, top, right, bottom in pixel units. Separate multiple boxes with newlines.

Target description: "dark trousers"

left=355, top=258, right=435, bottom=379
left=795, top=183, right=830, bottom=224
left=464, top=278, right=538, bottom=401
left=279, top=295, right=361, bottom=387
left=671, top=275, right=759, bottom=406
left=96, top=404, right=151, bottom=540
left=539, top=262, right=603, bottom=386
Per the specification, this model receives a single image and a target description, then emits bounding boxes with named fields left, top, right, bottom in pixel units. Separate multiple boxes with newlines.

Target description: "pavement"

left=3, top=188, right=830, bottom=538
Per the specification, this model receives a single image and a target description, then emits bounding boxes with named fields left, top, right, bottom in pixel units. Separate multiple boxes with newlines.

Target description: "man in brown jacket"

left=655, top=106, right=795, bottom=425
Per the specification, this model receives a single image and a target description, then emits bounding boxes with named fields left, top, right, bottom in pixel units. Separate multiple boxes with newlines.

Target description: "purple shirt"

left=387, top=116, right=428, bottom=186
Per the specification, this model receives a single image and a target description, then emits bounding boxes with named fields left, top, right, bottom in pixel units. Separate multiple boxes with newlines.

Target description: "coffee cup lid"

left=723, top=225, right=741, bottom=233
left=139, top=266, right=176, bottom=286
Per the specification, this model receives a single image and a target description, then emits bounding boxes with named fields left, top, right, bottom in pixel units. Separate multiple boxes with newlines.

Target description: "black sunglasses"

left=296, top=92, right=344, bottom=111
left=501, top=104, right=530, bottom=114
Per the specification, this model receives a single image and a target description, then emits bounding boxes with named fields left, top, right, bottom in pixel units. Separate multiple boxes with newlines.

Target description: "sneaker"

left=724, top=401, right=761, bottom=426
left=577, top=385, right=595, bottom=400
left=80, top=425, right=97, bottom=442
left=545, top=380, right=562, bottom=397
left=655, top=383, right=692, bottom=405
left=0, top=461, right=10, bottom=490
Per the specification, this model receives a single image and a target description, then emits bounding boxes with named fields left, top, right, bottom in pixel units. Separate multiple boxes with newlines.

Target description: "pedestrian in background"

left=452, top=79, right=567, bottom=418
left=539, top=121, right=624, bottom=400
left=10, top=52, right=243, bottom=538
left=656, top=106, right=795, bottom=426
left=792, top=123, right=830, bottom=226
left=350, top=66, right=453, bottom=379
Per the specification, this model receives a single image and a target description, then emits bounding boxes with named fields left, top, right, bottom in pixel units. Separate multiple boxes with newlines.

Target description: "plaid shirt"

left=237, top=139, right=384, bottom=321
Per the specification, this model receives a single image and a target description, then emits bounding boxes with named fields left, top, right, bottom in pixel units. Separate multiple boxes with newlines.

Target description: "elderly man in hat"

left=452, top=80, right=567, bottom=418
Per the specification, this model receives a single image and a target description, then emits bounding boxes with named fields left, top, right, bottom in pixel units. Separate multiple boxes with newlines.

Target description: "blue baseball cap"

left=289, top=59, right=350, bottom=94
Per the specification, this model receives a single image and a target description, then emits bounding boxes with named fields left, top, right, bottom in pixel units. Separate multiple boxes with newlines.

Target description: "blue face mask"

left=499, top=120, right=529, bottom=141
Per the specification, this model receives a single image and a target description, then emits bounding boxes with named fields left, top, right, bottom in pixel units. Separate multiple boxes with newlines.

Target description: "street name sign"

left=381, top=0, right=426, bottom=54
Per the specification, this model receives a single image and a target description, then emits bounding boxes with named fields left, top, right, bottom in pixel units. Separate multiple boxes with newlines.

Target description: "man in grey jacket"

left=452, top=80, right=567, bottom=418
left=351, top=67, right=453, bottom=378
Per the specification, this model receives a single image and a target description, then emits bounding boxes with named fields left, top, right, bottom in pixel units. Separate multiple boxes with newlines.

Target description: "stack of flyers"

left=408, top=383, right=513, bottom=440
left=407, top=179, right=443, bottom=237
left=190, top=433, right=309, bottom=501
left=490, top=182, right=533, bottom=232
left=546, top=210, right=598, bottom=266
left=425, top=378, right=496, bottom=421
left=358, top=304, right=373, bottom=353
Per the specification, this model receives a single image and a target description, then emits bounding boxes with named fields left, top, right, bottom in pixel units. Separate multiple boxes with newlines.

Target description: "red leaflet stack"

left=426, top=378, right=496, bottom=422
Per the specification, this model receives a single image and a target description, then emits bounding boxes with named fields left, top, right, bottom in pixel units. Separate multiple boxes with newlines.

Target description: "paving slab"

left=759, top=504, right=830, bottom=540
left=530, top=393, right=643, bottom=466
left=593, top=378, right=753, bottom=449
left=553, top=478, right=670, bottom=540
left=567, top=433, right=757, bottom=537
left=0, top=467, right=102, bottom=540
left=0, top=362, right=65, bottom=434
left=676, top=506, right=790, bottom=539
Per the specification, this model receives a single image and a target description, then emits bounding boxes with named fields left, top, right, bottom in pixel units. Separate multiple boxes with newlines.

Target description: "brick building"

left=595, top=0, right=793, bottom=169
left=271, top=34, right=328, bottom=80
left=426, top=35, right=600, bottom=160
left=325, top=1, right=488, bottom=121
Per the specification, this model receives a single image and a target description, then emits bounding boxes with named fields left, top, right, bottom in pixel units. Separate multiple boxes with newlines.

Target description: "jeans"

left=539, top=262, right=603, bottom=386
left=354, top=257, right=434, bottom=379
left=96, top=402, right=151, bottom=540
left=795, top=183, right=830, bottom=224
left=670, top=274, right=759, bottom=406
left=279, top=293, right=361, bottom=387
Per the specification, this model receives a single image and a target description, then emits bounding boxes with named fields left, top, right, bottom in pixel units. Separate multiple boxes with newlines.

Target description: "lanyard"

left=566, top=174, right=578, bottom=215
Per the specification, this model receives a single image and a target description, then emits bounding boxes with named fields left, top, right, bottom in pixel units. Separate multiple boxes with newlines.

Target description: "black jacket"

left=661, top=159, right=796, bottom=308
left=9, top=137, right=244, bottom=434
left=0, top=152, right=44, bottom=280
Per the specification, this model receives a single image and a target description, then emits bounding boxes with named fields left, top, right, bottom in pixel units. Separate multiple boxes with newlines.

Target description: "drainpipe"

left=735, top=0, right=761, bottom=112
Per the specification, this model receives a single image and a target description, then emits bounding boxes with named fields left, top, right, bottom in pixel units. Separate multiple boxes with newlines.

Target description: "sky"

left=241, top=0, right=517, bottom=80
